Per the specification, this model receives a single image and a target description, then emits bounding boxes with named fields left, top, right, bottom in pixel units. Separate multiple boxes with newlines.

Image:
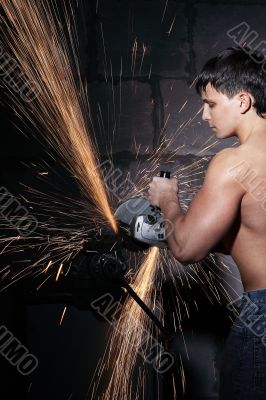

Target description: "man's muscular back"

left=223, top=138, right=266, bottom=291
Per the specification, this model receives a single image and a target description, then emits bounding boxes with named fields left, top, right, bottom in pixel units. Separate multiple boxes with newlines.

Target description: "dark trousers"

left=219, top=289, right=266, bottom=399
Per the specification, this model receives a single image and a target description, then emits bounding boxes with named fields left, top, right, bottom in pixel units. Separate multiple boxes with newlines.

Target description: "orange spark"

left=55, top=263, right=63, bottom=281
left=59, top=306, right=67, bottom=326
left=1, top=0, right=117, bottom=233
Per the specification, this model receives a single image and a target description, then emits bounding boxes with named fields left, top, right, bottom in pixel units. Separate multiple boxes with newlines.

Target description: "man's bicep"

left=178, top=155, right=245, bottom=261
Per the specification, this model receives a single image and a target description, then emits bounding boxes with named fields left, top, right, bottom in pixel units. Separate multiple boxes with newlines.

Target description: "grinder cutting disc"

left=114, top=197, right=167, bottom=248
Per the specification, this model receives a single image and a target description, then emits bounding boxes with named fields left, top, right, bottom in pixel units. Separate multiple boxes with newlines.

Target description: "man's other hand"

left=147, top=177, right=178, bottom=207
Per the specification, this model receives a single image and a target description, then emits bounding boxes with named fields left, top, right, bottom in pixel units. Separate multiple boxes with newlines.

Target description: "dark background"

left=1, top=0, right=262, bottom=398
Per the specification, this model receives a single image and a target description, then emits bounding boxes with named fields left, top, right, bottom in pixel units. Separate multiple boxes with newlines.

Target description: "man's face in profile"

left=201, top=83, right=240, bottom=139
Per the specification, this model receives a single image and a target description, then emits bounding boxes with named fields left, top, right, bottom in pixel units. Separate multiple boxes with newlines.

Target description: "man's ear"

left=238, top=92, right=253, bottom=114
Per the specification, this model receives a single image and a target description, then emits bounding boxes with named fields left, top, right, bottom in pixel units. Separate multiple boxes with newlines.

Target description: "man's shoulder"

left=211, top=147, right=240, bottom=163
left=207, top=148, right=241, bottom=175
left=206, top=148, right=246, bottom=193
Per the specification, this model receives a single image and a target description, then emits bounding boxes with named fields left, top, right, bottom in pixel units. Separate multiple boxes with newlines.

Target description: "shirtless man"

left=148, top=46, right=266, bottom=399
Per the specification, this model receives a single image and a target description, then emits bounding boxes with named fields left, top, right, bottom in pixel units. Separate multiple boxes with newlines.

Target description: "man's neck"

left=236, top=115, right=266, bottom=144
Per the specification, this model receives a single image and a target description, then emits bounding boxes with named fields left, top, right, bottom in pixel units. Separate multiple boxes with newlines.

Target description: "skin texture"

left=148, top=83, right=266, bottom=291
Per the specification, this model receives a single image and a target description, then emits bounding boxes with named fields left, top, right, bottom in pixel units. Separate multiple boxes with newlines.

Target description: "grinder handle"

left=159, top=170, right=171, bottom=179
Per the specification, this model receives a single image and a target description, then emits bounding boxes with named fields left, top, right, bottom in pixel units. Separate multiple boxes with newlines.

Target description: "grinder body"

left=114, top=171, right=171, bottom=249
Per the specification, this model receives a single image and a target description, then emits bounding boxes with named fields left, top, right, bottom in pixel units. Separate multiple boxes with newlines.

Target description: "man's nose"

left=202, top=105, right=210, bottom=121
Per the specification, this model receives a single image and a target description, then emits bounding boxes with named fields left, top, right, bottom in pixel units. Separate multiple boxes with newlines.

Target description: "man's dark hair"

left=195, top=46, right=266, bottom=118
